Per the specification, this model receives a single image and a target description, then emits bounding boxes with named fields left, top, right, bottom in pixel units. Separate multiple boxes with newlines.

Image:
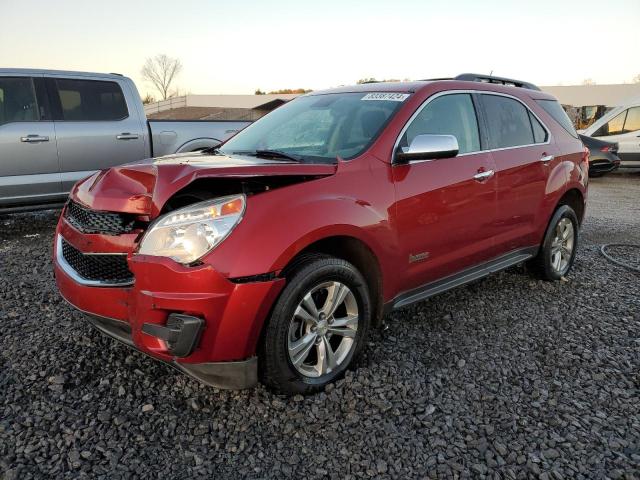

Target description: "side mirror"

left=395, top=134, right=459, bottom=163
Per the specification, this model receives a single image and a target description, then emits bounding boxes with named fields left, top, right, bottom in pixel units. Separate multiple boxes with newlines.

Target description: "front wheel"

left=259, top=256, right=371, bottom=395
left=528, top=205, right=579, bottom=280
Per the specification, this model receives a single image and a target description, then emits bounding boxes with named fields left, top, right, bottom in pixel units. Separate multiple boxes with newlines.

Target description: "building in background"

left=145, top=84, right=640, bottom=130
left=540, top=84, right=640, bottom=130
left=144, top=93, right=301, bottom=121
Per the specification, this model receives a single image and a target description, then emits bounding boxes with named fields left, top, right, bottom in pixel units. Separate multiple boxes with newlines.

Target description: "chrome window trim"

left=392, top=89, right=552, bottom=164
left=56, top=235, right=134, bottom=287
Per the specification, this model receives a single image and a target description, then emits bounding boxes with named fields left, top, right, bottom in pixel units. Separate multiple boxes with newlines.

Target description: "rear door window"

left=481, top=94, right=535, bottom=149
left=401, top=93, right=481, bottom=154
left=53, top=79, right=128, bottom=121
left=0, top=77, right=39, bottom=125
left=593, top=110, right=627, bottom=137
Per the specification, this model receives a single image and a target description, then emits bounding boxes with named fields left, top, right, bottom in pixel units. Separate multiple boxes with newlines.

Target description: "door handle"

left=20, top=135, right=49, bottom=143
left=116, top=133, right=139, bottom=140
left=473, top=169, right=494, bottom=181
left=540, top=154, right=554, bottom=163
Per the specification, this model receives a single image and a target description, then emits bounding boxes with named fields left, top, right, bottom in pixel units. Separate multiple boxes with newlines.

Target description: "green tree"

left=356, top=78, right=403, bottom=84
left=142, top=94, right=156, bottom=105
left=267, top=88, right=312, bottom=94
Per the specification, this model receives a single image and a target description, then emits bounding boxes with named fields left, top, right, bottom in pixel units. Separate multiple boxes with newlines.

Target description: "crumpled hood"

left=71, top=152, right=337, bottom=216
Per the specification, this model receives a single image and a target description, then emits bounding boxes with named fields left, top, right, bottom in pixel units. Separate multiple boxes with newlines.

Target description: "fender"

left=203, top=162, right=400, bottom=296
left=534, top=154, right=587, bottom=243
left=271, top=222, right=388, bottom=275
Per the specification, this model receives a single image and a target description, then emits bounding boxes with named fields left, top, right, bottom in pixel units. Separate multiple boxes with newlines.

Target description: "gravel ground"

left=1, top=172, right=639, bottom=479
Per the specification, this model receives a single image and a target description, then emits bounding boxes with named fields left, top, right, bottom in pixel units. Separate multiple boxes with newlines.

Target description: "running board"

left=391, top=247, right=537, bottom=310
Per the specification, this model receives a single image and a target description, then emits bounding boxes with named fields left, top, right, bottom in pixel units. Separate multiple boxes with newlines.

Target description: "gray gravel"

left=2, top=172, right=640, bottom=479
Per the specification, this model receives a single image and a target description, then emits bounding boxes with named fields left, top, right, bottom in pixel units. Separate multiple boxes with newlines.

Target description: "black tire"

left=259, top=255, right=371, bottom=395
left=528, top=205, right=579, bottom=280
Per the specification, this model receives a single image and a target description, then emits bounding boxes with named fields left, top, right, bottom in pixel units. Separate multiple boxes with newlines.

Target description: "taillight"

left=600, top=145, right=613, bottom=152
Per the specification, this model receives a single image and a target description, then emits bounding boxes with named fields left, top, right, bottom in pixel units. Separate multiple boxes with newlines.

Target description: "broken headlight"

left=137, top=195, right=245, bottom=264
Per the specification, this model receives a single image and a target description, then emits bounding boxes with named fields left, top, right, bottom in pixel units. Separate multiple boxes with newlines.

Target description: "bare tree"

left=141, top=54, right=183, bottom=100
left=581, top=78, right=595, bottom=86
left=633, top=74, right=640, bottom=84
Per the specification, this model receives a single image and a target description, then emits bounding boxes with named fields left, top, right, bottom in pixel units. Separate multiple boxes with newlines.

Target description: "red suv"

left=54, top=74, right=588, bottom=394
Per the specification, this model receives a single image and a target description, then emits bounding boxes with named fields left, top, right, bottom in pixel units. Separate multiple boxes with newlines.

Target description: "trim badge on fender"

left=409, top=252, right=430, bottom=263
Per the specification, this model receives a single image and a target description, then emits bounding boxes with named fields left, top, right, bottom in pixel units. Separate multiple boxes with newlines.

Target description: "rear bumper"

left=54, top=215, right=285, bottom=389
left=589, top=155, right=621, bottom=175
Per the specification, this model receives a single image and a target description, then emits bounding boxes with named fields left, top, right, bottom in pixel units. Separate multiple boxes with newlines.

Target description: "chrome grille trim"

left=56, top=235, right=134, bottom=287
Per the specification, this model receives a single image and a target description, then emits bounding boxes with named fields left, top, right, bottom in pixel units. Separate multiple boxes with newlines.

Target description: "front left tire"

left=259, top=255, right=371, bottom=395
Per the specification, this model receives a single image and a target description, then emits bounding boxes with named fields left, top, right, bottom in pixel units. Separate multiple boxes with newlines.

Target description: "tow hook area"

left=142, top=314, right=204, bottom=357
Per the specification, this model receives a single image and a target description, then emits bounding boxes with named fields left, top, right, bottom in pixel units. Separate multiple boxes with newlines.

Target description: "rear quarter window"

left=529, top=112, right=548, bottom=143
left=535, top=99, right=578, bottom=138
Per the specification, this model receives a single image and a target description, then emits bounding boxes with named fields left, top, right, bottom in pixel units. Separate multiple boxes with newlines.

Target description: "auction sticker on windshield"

left=361, top=93, right=410, bottom=102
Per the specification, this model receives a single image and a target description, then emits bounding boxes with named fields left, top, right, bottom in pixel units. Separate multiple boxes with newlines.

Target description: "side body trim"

left=389, top=246, right=538, bottom=311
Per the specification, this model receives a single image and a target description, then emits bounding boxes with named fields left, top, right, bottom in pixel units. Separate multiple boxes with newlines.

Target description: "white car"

left=582, top=99, right=640, bottom=166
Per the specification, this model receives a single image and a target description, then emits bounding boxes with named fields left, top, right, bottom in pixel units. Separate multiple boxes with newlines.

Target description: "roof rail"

left=453, top=73, right=541, bottom=91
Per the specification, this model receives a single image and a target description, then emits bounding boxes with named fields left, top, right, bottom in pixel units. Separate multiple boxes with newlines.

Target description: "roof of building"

left=186, top=94, right=300, bottom=110
left=147, top=106, right=260, bottom=121
left=540, top=84, right=640, bottom=107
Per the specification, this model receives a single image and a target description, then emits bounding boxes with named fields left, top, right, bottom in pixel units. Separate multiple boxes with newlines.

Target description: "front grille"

left=61, top=239, right=134, bottom=285
left=65, top=200, right=137, bottom=235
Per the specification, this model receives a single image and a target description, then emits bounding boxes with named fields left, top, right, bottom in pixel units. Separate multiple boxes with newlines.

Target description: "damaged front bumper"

left=83, top=312, right=258, bottom=390
left=54, top=215, right=285, bottom=390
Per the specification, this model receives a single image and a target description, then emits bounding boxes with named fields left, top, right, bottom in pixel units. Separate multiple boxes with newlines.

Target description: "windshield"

left=219, top=92, right=409, bottom=163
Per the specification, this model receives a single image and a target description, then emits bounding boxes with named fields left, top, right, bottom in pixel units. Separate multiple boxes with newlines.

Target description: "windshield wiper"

left=253, top=149, right=303, bottom=162
left=201, top=142, right=223, bottom=155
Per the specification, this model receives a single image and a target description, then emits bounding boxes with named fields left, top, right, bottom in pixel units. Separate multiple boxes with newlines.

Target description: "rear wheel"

left=529, top=205, right=579, bottom=280
left=259, top=256, right=371, bottom=395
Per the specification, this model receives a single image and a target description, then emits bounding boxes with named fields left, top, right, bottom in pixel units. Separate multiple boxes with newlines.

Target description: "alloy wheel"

left=287, top=281, right=359, bottom=378
left=550, top=217, right=575, bottom=274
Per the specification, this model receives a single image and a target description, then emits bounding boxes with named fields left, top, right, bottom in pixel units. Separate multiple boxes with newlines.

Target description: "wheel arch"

left=175, top=137, right=222, bottom=153
left=556, top=188, right=585, bottom=225
left=279, top=234, right=385, bottom=327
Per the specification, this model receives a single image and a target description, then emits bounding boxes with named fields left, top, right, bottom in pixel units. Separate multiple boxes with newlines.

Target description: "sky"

left=1, top=0, right=638, bottom=98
